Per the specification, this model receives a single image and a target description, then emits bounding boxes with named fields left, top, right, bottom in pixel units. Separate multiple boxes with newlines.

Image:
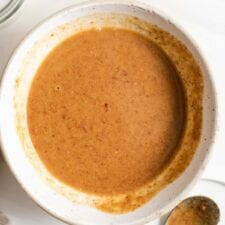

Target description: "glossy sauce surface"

left=27, top=28, right=185, bottom=195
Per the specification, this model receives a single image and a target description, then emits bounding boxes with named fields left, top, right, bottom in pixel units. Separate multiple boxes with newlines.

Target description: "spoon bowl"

left=166, top=196, right=220, bottom=225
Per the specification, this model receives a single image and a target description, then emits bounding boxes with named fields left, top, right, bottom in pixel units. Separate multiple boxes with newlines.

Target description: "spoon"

left=166, top=196, right=220, bottom=225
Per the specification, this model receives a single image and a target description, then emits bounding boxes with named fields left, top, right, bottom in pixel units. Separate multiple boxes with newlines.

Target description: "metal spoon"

left=166, top=196, right=220, bottom=225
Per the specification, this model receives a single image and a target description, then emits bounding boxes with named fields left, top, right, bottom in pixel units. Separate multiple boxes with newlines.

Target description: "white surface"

left=0, top=0, right=225, bottom=224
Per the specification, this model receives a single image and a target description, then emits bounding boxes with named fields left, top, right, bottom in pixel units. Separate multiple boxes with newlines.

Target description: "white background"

left=0, top=0, right=225, bottom=224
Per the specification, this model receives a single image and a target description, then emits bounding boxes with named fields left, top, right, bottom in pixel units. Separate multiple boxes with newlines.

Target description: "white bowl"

left=0, top=1, right=216, bottom=225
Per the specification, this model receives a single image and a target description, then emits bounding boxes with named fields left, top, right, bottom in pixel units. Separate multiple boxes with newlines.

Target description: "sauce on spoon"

left=166, top=196, right=220, bottom=225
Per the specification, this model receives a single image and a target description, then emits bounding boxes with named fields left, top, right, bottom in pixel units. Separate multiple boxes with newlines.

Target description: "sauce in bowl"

left=27, top=28, right=185, bottom=195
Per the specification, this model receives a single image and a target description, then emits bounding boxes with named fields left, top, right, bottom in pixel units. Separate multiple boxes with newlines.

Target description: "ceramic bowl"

left=0, top=1, right=216, bottom=224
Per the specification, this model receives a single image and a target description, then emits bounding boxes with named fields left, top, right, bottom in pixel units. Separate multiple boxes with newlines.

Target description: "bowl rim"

left=0, top=0, right=218, bottom=224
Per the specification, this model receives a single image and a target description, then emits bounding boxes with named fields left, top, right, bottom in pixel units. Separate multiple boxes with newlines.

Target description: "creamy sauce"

left=27, top=28, right=185, bottom=195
